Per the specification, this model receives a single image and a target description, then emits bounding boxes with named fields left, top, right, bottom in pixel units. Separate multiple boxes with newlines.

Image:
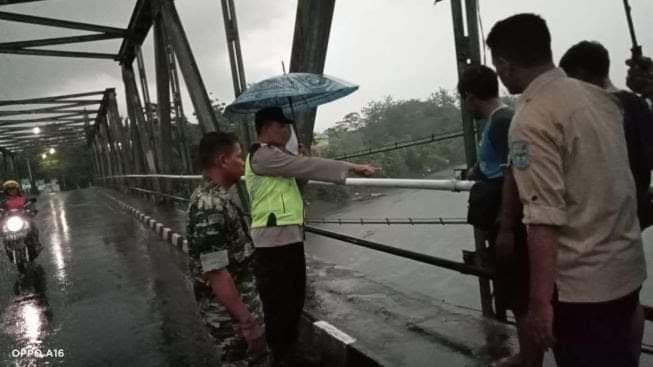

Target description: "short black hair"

left=198, top=131, right=239, bottom=170
left=254, top=107, right=292, bottom=135
left=458, top=65, right=499, bottom=100
left=487, top=13, right=553, bottom=67
left=559, top=41, right=610, bottom=80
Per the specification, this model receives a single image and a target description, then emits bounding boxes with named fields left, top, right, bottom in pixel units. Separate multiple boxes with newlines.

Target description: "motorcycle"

left=0, top=198, right=39, bottom=273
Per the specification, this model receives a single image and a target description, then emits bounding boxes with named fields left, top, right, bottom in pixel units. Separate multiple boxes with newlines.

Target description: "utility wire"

left=305, top=217, right=468, bottom=226
left=332, top=130, right=464, bottom=160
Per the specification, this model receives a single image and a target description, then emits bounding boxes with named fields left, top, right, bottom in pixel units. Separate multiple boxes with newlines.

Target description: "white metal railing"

left=101, top=175, right=475, bottom=192
left=101, top=173, right=653, bottom=194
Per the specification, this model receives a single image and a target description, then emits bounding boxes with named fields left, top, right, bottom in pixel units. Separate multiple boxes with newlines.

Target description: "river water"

left=304, top=183, right=653, bottom=341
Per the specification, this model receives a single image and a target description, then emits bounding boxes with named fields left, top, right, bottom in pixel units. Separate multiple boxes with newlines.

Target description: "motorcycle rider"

left=1, top=180, right=42, bottom=258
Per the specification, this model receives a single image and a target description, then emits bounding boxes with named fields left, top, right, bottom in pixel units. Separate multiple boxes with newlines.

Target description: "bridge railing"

left=97, top=174, right=653, bottom=334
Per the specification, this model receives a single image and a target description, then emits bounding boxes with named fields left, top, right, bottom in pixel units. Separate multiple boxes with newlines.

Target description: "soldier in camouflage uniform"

left=187, top=132, right=267, bottom=366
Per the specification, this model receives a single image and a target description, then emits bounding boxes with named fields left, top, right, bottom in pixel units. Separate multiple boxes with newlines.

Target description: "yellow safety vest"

left=245, top=152, right=304, bottom=228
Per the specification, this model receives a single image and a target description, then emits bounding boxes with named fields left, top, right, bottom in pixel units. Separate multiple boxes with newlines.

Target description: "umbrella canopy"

left=224, top=73, right=358, bottom=117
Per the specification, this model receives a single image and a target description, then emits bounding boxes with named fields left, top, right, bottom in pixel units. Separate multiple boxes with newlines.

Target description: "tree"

left=321, top=89, right=466, bottom=178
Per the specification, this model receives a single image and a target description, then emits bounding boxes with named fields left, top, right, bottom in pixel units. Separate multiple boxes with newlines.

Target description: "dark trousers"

left=553, top=288, right=641, bottom=367
left=254, top=243, right=306, bottom=361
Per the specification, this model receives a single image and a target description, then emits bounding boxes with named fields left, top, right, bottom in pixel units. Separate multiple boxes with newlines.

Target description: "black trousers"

left=254, top=243, right=306, bottom=361
left=553, top=288, right=641, bottom=367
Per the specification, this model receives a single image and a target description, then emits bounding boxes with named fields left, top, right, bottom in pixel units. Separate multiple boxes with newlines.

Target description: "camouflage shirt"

left=187, top=179, right=264, bottom=364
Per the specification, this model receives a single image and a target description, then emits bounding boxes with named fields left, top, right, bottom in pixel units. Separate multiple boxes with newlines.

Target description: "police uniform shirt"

left=248, top=144, right=355, bottom=248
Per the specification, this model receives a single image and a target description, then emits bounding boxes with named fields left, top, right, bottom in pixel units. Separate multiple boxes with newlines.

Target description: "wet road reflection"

left=0, top=189, right=220, bottom=366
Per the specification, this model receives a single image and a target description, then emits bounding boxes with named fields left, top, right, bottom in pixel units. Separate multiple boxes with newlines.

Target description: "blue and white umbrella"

left=223, top=73, right=359, bottom=117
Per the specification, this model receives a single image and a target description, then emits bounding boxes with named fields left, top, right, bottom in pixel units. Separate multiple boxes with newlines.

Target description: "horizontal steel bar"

left=0, top=91, right=106, bottom=106
left=0, top=11, right=126, bottom=35
left=0, top=33, right=122, bottom=49
left=0, top=0, right=46, bottom=5
left=0, top=117, right=92, bottom=126
left=334, top=131, right=465, bottom=160
left=0, top=48, right=118, bottom=60
left=305, top=226, right=493, bottom=278
left=0, top=103, right=94, bottom=116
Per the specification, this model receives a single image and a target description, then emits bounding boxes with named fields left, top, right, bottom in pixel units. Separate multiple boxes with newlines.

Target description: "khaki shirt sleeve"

left=251, top=145, right=355, bottom=184
left=509, top=108, right=567, bottom=226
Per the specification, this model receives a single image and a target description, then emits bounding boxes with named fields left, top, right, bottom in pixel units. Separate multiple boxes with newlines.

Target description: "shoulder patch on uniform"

left=200, top=250, right=229, bottom=272
left=510, top=140, right=530, bottom=170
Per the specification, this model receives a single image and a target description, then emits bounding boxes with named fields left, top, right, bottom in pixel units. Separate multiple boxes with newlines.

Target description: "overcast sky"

left=1, top=0, right=652, bottom=133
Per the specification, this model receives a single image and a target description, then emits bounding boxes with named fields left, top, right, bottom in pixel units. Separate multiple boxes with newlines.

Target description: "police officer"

left=187, top=132, right=266, bottom=366
left=245, top=107, right=377, bottom=366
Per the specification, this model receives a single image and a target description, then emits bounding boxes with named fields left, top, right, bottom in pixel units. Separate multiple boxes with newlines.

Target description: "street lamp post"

left=25, top=158, right=36, bottom=195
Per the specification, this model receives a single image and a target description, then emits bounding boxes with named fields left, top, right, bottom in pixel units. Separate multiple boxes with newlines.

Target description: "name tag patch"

left=510, top=141, right=530, bottom=170
left=200, top=250, right=229, bottom=272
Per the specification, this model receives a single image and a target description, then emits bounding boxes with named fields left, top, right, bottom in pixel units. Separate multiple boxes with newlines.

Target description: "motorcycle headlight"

left=6, top=216, right=26, bottom=232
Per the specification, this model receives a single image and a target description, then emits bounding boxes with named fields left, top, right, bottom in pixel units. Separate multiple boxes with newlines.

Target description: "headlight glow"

left=6, top=216, right=26, bottom=232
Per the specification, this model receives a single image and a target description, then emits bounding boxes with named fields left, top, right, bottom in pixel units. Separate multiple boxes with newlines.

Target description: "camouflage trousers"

left=198, top=296, right=267, bottom=366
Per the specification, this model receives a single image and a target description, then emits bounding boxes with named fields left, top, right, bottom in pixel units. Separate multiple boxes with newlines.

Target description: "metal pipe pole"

left=305, top=226, right=492, bottom=278
left=25, top=157, right=35, bottom=195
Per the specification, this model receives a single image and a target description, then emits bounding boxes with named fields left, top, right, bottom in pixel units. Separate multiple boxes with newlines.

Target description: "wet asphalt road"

left=0, top=189, right=220, bottom=367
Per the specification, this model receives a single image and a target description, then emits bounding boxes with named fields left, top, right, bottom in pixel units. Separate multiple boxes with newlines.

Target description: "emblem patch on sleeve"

left=510, top=141, right=530, bottom=170
left=200, top=250, right=229, bottom=272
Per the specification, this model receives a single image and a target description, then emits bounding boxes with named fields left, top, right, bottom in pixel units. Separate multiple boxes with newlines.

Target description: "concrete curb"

left=101, top=191, right=382, bottom=367
left=102, top=192, right=189, bottom=253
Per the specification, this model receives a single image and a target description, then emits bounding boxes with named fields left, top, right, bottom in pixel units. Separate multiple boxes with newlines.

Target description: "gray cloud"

left=1, top=0, right=652, bottom=134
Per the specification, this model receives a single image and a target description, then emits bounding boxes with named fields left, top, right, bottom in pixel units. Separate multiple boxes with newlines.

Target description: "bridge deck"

left=0, top=189, right=220, bottom=366
left=0, top=188, right=649, bottom=366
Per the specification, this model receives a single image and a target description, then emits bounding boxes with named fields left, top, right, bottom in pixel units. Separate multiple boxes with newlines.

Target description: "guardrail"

left=102, top=175, right=476, bottom=192
left=98, top=174, right=653, bottom=330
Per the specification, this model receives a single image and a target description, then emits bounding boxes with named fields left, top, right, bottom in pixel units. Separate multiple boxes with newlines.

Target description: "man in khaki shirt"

left=488, top=14, right=646, bottom=367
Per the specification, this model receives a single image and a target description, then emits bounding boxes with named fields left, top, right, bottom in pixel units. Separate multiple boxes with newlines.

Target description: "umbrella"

left=223, top=73, right=358, bottom=117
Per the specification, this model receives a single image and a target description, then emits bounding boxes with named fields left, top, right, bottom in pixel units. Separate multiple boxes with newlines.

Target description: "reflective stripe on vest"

left=245, top=153, right=304, bottom=228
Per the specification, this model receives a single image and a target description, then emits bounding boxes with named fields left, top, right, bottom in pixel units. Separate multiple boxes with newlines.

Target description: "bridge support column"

left=168, top=45, right=192, bottom=175
left=289, top=0, right=336, bottom=148
left=154, top=14, right=174, bottom=200
left=159, top=0, right=219, bottom=134
left=122, top=63, right=161, bottom=196
left=450, top=0, right=499, bottom=320
left=221, top=0, right=252, bottom=149
left=135, top=48, right=162, bottom=174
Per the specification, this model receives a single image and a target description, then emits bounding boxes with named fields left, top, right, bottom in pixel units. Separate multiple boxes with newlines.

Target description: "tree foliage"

left=321, top=89, right=466, bottom=178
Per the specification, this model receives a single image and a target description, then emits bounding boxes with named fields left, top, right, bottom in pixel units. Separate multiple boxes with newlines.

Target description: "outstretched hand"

left=352, top=164, right=380, bottom=177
